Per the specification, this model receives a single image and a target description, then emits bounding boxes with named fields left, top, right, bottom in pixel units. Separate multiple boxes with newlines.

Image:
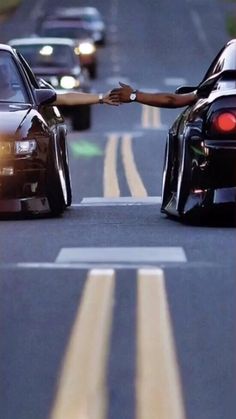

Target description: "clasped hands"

left=104, top=82, right=133, bottom=105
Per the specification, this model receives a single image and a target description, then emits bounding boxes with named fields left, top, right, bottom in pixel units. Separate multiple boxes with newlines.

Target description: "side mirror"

left=34, top=88, right=56, bottom=106
left=175, top=86, right=197, bottom=94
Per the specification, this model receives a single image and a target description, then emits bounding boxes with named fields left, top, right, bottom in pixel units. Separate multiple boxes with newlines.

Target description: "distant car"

left=38, top=21, right=98, bottom=78
left=46, top=6, right=106, bottom=46
left=161, top=39, right=236, bottom=221
left=8, top=37, right=91, bottom=130
left=0, top=43, right=72, bottom=216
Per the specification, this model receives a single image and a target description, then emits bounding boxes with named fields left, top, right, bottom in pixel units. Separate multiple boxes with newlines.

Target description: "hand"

left=103, top=90, right=120, bottom=106
left=109, top=82, right=134, bottom=103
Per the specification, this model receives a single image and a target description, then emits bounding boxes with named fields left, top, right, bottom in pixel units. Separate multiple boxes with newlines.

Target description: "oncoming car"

left=45, top=6, right=106, bottom=46
left=38, top=21, right=98, bottom=78
left=8, top=37, right=91, bottom=130
left=161, top=39, right=236, bottom=221
left=0, top=43, right=72, bottom=216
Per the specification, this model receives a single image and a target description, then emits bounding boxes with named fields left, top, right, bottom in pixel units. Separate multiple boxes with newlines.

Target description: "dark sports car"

left=8, top=37, right=91, bottom=131
left=0, top=44, right=72, bottom=216
left=161, top=39, right=236, bottom=221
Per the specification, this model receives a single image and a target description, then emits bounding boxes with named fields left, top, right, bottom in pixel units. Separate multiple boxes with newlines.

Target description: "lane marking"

left=103, top=134, right=120, bottom=197
left=164, top=77, right=187, bottom=86
left=190, top=9, right=212, bottom=55
left=49, top=269, right=115, bottom=419
left=121, top=134, right=148, bottom=197
left=141, top=105, right=166, bottom=129
left=136, top=269, right=186, bottom=419
left=56, top=247, right=187, bottom=264
left=77, top=196, right=162, bottom=206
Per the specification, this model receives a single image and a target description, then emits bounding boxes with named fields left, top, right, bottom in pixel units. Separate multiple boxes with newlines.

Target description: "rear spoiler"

left=197, top=69, right=236, bottom=97
left=175, top=70, right=236, bottom=96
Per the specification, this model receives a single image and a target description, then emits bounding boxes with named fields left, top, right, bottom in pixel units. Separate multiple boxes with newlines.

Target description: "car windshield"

left=13, top=44, right=75, bottom=68
left=0, top=51, right=28, bottom=103
left=40, top=26, right=91, bottom=40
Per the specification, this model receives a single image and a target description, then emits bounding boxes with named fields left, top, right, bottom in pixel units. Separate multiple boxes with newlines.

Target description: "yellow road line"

left=121, top=134, right=148, bottom=197
left=50, top=269, right=115, bottom=419
left=136, top=269, right=186, bottom=419
left=141, top=105, right=163, bottom=129
left=103, top=134, right=120, bottom=197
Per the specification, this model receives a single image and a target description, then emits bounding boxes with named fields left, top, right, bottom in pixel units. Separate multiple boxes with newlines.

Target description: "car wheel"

left=72, top=105, right=91, bottom=131
left=161, top=135, right=177, bottom=211
left=46, top=138, right=67, bottom=216
left=176, top=140, right=192, bottom=214
left=60, top=135, right=72, bottom=207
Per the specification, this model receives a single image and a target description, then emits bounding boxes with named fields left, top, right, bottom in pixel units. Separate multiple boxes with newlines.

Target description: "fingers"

left=119, top=81, right=130, bottom=87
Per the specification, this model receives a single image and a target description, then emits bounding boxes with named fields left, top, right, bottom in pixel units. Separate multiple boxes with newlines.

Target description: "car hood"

left=0, top=103, right=33, bottom=136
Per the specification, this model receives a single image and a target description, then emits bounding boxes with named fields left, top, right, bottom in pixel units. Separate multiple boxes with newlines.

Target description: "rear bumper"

left=183, top=187, right=236, bottom=216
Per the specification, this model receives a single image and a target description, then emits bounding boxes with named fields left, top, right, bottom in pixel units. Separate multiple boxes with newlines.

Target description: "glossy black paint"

left=0, top=44, right=71, bottom=216
left=161, top=39, right=236, bottom=221
left=8, top=38, right=91, bottom=130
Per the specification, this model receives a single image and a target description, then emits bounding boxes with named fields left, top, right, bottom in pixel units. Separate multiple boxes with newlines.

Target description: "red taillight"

left=213, top=112, right=236, bottom=133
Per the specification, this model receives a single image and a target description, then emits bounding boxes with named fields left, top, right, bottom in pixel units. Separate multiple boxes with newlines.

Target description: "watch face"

left=130, top=92, right=137, bottom=101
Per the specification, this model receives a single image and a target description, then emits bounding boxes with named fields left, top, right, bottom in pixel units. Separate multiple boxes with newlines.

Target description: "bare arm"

left=109, top=82, right=197, bottom=108
left=54, top=91, right=119, bottom=106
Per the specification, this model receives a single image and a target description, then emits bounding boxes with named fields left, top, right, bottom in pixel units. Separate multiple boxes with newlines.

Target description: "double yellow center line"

left=49, top=269, right=186, bottom=419
left=103, top=133, right=148, bottom=198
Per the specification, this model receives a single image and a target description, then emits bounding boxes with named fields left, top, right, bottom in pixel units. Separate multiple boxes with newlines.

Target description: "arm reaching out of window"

left=109, top=82, right=198, bottom=108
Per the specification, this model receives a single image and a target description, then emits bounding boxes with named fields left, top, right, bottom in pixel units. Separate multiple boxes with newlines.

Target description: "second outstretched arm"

left=109, top=82, right=198, bottom=108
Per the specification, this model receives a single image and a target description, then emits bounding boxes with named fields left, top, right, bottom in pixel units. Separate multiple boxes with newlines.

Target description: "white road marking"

left=75, top=196, right=162, bottom=206
left=105, top=76, right=131, bottom=86
left=55, top=247, right=187, bottom=264
left=164, top=77, right=187, bottom=86
left=190, top=9, right=212, bottom=54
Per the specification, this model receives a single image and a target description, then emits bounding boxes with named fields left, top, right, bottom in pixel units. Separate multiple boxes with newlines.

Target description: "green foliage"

left=0, top=0, right=22, bottom=14
left=226, top=15, right=236, bottom=36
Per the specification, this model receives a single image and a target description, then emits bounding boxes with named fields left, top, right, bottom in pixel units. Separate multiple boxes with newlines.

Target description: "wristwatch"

left=98, top=93, right=104, bottom=104
left=129, top=90, right=137, bottom=101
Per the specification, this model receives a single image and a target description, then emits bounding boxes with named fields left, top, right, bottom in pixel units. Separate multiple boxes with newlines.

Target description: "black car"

left=0, top=43, right=72, bottom=216
left=8, top=37, right=91, bottom=130
left=161, top=39, right=236, bottom=221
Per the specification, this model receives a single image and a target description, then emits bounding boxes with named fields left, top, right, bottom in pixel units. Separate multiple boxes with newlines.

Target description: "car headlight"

left=78, top=42, right=96, bottom=55
left=15, top=140, right=37, bottom=155
left=0, top=142, right=12, bottom=157
left=60, top=76, right=78, bottom=89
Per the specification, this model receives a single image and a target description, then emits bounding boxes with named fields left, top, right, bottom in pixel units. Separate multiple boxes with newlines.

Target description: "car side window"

left=16, top=51, right=40, bottom=88
left=0, top=51, right=28, bottom=103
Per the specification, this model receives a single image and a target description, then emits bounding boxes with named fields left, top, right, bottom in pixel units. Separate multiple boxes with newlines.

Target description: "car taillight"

left=212, top=112, right=236, bottom=133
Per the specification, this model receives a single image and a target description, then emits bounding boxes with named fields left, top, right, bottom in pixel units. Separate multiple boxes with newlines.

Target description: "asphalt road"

left=0, top=1, right=236, bottom=419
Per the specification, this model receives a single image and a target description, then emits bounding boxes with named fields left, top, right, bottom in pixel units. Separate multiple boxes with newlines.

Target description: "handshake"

left=104, top=82, right=137, bottom=106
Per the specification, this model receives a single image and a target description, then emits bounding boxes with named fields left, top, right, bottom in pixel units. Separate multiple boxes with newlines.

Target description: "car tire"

left=176, top=140, right=192, bottom=214
left=161, top=135, right=177, bottom=211
left=60, top=134, right=72, bottom=207
left=46, top=137, right=67, bottom=216
left=72, top=105, right=91, bottom=131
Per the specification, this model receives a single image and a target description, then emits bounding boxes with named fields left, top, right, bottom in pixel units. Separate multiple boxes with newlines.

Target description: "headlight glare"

left=60, top=76, right=77, bottom=89
left=78, top=42, right=96, bottom=55
left=15, top=140, right=36, bottom=155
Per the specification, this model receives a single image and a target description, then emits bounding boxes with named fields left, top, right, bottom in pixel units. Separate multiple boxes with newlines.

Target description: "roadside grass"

left=223, top=0, right=236, bottom=36
left=0, top=0, right=22, bottom=19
